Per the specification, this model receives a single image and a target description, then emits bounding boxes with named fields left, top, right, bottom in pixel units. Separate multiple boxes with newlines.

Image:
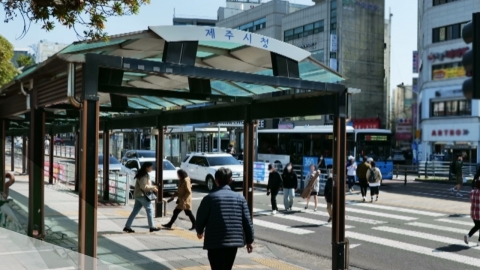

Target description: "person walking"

left=267, top=164, right=283, bottom=214
left=324, top=169, right=333, bottom=222
left=196, top=167, right=254, bottom=270
left=346, top=156, right=357, bottom=193
left=162, top=169, right=196, bottom=230
left=301, top=164, right=320, bottom=211
left=366, top=160, right=382, bottom=202
left=356, top=156, right=371, bottom=202
left=464, top=179, right=480, bottom=246
left=123, top=162, right=160, bottom=233
left=282, top=163, right=298, bottom=211
left=450, top=154, right=464, bottom=197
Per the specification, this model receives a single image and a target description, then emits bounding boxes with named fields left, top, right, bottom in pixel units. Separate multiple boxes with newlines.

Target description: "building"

left=216, top=0, right=387, bottom=127
left=173, top=17, right=216, bottom=26
left=385, top=14, right=392, bottom=128
left=393, top=83, right=413, bottom=149
left=35, top=40, right=68, bottom=63
left=417, top=0, right=480, bottom=162
left=12, top=48, right=30, bottom=68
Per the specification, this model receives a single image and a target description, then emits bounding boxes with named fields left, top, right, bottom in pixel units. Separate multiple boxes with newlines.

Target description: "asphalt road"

left=165, top=180, right=478, bottom=270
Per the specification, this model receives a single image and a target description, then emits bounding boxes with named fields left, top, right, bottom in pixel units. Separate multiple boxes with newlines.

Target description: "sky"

left=1, top=0, right=417, bottom=93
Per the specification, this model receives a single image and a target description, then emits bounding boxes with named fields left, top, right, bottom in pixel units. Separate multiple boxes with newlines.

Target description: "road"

left=167, top=180, right=478, bottom=270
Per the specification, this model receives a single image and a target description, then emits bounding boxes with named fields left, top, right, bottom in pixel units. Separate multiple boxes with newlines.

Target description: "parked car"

left=98, top=155, right=123, bottom=173
left=54, top=137, right=64, bottom=145
left=124, top=157, right=178, bottom=193
left=180, top=153, right=243, bottom=191
left=121, top=150, right=156, bottom=164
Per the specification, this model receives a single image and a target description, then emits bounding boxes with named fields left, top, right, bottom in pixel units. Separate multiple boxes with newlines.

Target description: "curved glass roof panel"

left=211, top=81, right=251, bottom=96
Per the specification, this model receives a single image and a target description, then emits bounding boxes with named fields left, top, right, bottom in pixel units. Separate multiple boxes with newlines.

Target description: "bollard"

left=404, top=167, right=407, bottom=186
left=424, top=161, right=428, bottom=179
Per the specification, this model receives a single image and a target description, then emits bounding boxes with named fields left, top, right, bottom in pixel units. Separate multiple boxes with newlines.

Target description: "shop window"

left=430, top=100, right=471, bottom=117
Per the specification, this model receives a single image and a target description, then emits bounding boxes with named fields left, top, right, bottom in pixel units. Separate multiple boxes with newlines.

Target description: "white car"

left=124, top=157, right=178, bottom=193
left=180, top=153, right=243, bottom=191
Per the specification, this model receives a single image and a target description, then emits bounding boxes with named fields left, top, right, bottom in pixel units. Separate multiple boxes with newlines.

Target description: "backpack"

left=450, top=161, right=456, bottom=174
left=368, top=168, right=376, bottom=184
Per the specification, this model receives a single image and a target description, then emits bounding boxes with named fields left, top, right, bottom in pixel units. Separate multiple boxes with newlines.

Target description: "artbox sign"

left=423, top=123, right=480, bottom=142
left=427, top=47, right=469, bottom=62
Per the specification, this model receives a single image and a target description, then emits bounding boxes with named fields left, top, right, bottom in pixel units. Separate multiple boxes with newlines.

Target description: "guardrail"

left=98, top=173, right=130, bottom=205
left=395, top=161, right=478, bottom=181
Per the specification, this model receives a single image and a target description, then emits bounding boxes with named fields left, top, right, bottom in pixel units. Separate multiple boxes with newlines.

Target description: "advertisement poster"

left=432, top=66, right=465, bottom=80
left=302, top=157, right=319, bottom=189
left=253, top=162, right=269, bottom=184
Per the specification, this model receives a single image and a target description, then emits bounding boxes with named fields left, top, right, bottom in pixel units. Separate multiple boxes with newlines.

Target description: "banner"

left=432, top=66, right=465, bottom=80
left=43, top=162, right=66, bottom=181
left=412, top=51, right=419, bottom=73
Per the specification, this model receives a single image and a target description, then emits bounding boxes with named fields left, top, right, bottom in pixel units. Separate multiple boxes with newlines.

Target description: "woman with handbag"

left=162, top=169, right=196, bottom=230
left=123, top=162, right=161, bottom=233
left=301, top=164, right=321, bottom=211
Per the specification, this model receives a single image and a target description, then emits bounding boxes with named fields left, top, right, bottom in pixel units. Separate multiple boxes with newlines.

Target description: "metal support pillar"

left=0, top=120, right=5, bottom=196
left=28, top=92, right=45, bottom=238
left=332, top=92, right=348, bottom=270
left=49, top=128, right=54, bottom=184
left=155, top=125, right=164, bottom=217
left=10, top=136, right=14, bottom=171
left=217, top=125, right=221, bottom=152
left=243, top=120, right=254, bottom=219
left=22, top=135, right=27, bottom=174
left=103, top=127, right=110, bottom=201
left=75, top=130, right=79, bottom=192
left=78, top=99, right=100, bottom=263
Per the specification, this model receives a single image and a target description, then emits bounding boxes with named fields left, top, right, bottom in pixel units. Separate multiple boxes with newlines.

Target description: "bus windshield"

left=356, top=133, right=392, bottom=161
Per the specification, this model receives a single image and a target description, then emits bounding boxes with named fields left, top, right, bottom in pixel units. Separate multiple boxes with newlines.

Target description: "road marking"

left=412, top=192, right=468, bottom=199
left=349, top=202, right=444, bottom=217
left=436, top=218, right=475, bottom=226
left=372, top=226, right=467, bottom=246
left=253, top=208, right=354, bottom=229
left=350, top=244, right=361, bottom=249
left=346, top=231, right=480, bottom=267
left=299, top=202, right=417, bottom=221
left=253, top=219, right=314, bottom=235
left=289, top=206, right=387, bottom=225
left=406, top=222, right=469, bottom=234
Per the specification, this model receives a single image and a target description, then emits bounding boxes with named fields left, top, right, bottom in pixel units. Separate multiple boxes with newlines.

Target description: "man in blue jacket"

left=196, top=167, right=254, bottom=270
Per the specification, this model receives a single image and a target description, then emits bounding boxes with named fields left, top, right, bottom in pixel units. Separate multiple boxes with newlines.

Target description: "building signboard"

left=432, top=66, right=465, bottom=80
left=427, top=47, right=469, bottom=62
left=413, top=51, right=419, bottom=73
left=330, top=34, right=338, bottom=52
left=422, top=123, right=480, bottom=142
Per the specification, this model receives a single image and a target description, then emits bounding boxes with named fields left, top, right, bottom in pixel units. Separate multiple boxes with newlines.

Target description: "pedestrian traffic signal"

left=462, top=13, right=480, bottom=99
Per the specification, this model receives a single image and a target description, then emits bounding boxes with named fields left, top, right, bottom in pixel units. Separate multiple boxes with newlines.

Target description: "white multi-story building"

left=417, top=0, right=480, bottom=162
left=35, top=40, right=68, bottom=63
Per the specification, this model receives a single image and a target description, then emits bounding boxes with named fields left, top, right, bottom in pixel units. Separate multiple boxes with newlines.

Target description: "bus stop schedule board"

left=254, top=162, right=269, bottom=184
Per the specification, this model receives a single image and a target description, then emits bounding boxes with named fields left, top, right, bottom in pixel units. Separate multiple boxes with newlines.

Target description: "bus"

left=257, top=126, right=393, bottom=181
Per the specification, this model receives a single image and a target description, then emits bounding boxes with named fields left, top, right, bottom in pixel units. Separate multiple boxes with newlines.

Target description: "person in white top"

left=44, top=138, right=50, bottom=151
left=346, top=156, right=357, bottom=193
left=366, top=160, right=382, bottom=202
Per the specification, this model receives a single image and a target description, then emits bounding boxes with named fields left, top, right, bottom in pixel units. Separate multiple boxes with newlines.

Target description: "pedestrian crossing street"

left=251, top=200, right=480, bottom=268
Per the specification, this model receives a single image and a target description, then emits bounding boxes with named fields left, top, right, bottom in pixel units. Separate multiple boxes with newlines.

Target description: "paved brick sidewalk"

left=2, top=174, right=312, bottom=270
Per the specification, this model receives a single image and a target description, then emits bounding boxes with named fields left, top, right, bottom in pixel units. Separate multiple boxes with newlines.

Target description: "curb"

left=415, top=179, right=474, bottom=185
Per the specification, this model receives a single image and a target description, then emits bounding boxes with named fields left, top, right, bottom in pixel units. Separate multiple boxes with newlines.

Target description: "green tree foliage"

left=0, top=35, right=18, bottom=87
left=16, top=54, right=35, bottom=67
left=2, top=0, right=150, bottom=40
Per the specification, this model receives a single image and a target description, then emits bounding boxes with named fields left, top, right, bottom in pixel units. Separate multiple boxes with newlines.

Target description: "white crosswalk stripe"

left=406, top=222, right=469, bottom=234
left=289, top=206, right=388, bottom=225
left=436, top=218, right=475, bottom=226
left=372, top=226, right=470, bottom=246
left=349, top=202, right=445, bottom=217
left=299, top=202, right=417, bottom=221
left=253, top=208, right=354, bottom=229
left=346, top=231, right=480, bottom=267
left=253, top=219, right=314, bottom=235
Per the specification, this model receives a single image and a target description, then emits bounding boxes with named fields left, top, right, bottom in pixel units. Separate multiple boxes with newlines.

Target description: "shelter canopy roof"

left=1, top=26, right=345, bottom=112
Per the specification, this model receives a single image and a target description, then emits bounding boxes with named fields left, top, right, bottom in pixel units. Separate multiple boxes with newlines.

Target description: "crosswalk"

left=251, top=200, right=480, bottom=268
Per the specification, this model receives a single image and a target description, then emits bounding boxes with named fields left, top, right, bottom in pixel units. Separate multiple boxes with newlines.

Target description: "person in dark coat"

left=356, top=156, right=371, bottom=202
left=196, top=167, right=254, bottom=270
left=282, top=162, right=298, bottom=211
left=324, top=171, right=333, bottom=223
left=267, top=164, right=283, bottom=214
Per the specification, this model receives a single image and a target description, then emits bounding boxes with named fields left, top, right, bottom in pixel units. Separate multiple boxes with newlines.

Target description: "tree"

left=16, top=54, right=35, bottom=67
left=2, top=0, right=150, bottom=40
left=0, top=35, right=18, bottom=88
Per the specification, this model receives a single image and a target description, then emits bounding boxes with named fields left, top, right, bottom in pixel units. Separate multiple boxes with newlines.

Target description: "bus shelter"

left=0, top=26, right=350, bottom=269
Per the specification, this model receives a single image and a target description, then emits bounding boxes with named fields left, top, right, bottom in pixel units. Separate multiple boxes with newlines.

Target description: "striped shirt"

left=471, top=188, right=480, bottom=220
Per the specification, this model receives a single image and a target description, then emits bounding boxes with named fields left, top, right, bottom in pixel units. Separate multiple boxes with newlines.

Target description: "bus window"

left=356, top=134, right=392, bottom=161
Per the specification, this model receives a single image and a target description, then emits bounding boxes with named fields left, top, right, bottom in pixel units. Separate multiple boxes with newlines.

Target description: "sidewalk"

left=2, top=174, right=317, bottom=270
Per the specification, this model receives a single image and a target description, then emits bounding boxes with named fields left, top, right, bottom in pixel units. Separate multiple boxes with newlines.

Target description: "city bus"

left=256, top=126, right=393, bottom=181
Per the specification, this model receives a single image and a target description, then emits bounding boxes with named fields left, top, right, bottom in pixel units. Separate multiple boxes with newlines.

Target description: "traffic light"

left=462, top=13, right=480, bottom=99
